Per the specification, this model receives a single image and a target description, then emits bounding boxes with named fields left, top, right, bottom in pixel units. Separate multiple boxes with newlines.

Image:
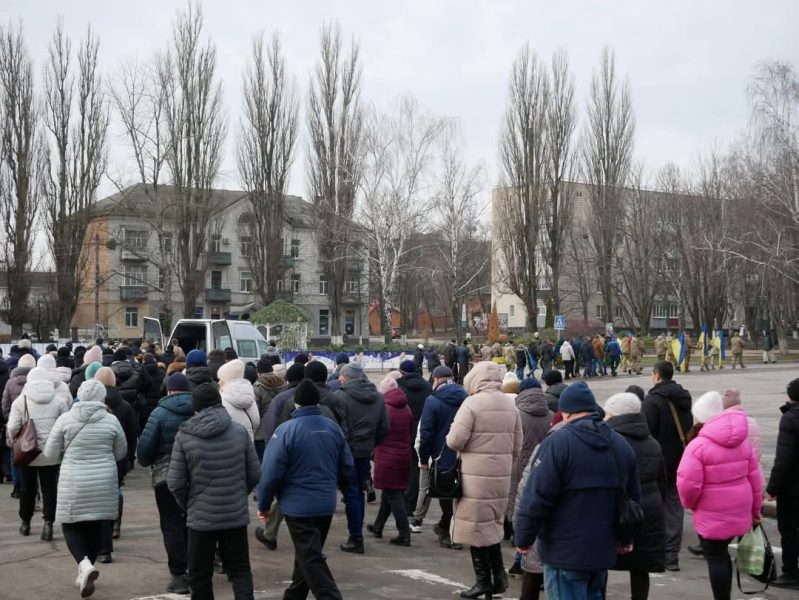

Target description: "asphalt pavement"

left=0, top=362, right=796, bottom=599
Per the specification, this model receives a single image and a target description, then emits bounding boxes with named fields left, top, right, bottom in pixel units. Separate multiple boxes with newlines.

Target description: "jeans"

left=187, top=526, right=253, bottom=600
left=62, top=521, right=104, bottom=564
left=343, top=456, right=371, bottom=538
left=19, top=464, right=59, bottom=523
left=405, top=450, right=420, bottom=512
left=543, top=565, right=607, bottom=600
left=155, top=484, right=188, bottom=575
left=284, top=515, right=342, bottom=600
left=413, top=467, right=431, bottom=522
left=777, top=495, right=799, bottom=575
left=700, top=537, right=733, bottom=600
left=516, top=366, right=526, bottom=381
left=663, top=484, right=684, bottom=561
left=374, top=489, right=410, bottom=536
left=610, top=357, right=620, bottom=375
left=593, top=358, right=606, bottom=375
left=529, top=359, right=538, bottom=374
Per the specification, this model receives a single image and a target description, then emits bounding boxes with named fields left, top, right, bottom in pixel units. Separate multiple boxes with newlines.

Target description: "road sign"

left=554, top=315, right=566, bottom=330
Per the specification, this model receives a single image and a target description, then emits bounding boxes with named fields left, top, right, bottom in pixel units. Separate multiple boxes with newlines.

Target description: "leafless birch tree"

left=581, top=47, right=635, bottom=324
left=306, top=21, right=363, bottom=343
left=159, top=3, right=227, bottom=319
left=42, top=22, right=108, bottom=336
left=0, top=23, right=44, bottom=336
left=238, top=32, right=299, bottom=307
left=495, top=45, right=549, bottom=331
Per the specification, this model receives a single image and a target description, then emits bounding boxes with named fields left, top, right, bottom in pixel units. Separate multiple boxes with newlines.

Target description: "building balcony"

left=120, top=249, right=147, bottom=262
left=279, top=255, right=295, bottom=270
left=206, top=288, right=232, bottom=303
left=208, top=251, right=232, bottom=266
left=119, top=285, right=148, bottom=301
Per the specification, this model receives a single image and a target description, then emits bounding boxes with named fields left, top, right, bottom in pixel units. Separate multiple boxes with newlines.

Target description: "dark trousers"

left=700, top=537, right=733, bottom=600
left=98, top=491, right=123, bottom=555
left=563, top=360, right=574, bottom=379
left=439, top=498, right=454, bottom=532
left=19, top=464, right=59, bottom=523
left=777, top=496, right=799, bottom=575
left=187, top=526, right=253, bottom=600
left=629, top=570, right=649, bottom=600
left=284, top=515, right=342, bottom=600
left=374, top=489, right=410, bottom=536
left=405, top=450, right=420, bottom=512
left=62, top=521, right=104, bottom=564
left=254, top=440, right=266, bottom=464
left=343, top=456, right=371, bottom=538
left=155, top=484, right=188, bottom=575
left=458, top=362, right=469, bottom=384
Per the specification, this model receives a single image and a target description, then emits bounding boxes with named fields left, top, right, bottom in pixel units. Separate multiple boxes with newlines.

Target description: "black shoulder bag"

left=428, top=447, right=462, bottom=499
left=607, top=431, right=645, bottom=543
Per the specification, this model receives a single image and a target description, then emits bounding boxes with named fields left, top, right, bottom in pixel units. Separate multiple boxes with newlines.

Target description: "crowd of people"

left=0, top=333, right=797, bottom=600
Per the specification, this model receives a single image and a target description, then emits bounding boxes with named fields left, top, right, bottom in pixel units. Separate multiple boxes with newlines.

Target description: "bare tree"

left=238, top=32, right=299, bottom=306
left=433, top=121, right=486, bottom=342
left=159, top=3, right=227, bottom=319
left=495, top=45, right=549, bottom=331
left=581, top=47, right=635, bottom=324
left=0, top=23, right=44, bottom=336
left=42, top=22, right=109, bottom=337
left=561, top=223, right=594, bottom=327
left=306, top=21, right=363, bottom=343
left=543, top=49, right=576, bottom=314
left=358, top=95, right=441, bottom=343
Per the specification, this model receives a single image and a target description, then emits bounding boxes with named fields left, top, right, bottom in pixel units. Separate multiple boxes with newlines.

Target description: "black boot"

left=366, top=523, right=383, bottom=538
left=41, top=521, right=53, bottom=541
left=340, top=536, right=365, bottom=554
left=489, top=543, right=508, bottom=594
left=461, top=546, right=493, bottom=599
left=19, top=520, right=30, bottom=536
left=389, top=534, right=411, bottom=547
left=438, top=526, right=463, bottom=550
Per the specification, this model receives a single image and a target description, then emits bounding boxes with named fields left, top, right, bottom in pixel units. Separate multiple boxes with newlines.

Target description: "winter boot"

left=166, top=573, right=190, bottom=594
left=339, top=536, right=365, bottom=554
left=438, top=527, right=463, bottom=550
left=489, top=543, right=508, bottom=594
left=41, top=521, right=53, bottom=541
left=366, top=523, right=383, bottom=538
left=460, top=546, right=493, bottom=599
left=19, top=520, right=30, bottom=536
left=389, top=534, right=411, bottom=547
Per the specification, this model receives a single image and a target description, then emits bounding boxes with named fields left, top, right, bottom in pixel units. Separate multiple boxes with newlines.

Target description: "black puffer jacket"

left=642, top=379, right=692, bottom=483
left=767, top=402, right=799, bottom=498
left=334, top=378, right=390, bottom=459
left=104, top=385, right=138, bottom=473
left=397, top=372, right=432, bottom=431
left=185, top=366, right=215, bottom=391
left=608, top=413, right=667, bottom=573
left=168, top=405, right=261, bottom=531
left=111, top=361, right=143, bottom=409
left=545, top=382, right=568, bottom=413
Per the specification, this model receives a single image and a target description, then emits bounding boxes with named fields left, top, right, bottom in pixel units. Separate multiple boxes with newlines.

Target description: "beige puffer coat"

left=446, top=360, right=522, bottom=547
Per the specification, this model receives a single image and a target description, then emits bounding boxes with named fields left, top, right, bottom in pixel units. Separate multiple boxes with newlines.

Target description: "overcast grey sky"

left=4, top=0, right=799, bottom=199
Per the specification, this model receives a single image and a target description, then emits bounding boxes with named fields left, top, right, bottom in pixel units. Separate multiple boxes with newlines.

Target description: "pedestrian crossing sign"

left=554, top=315, right=566, bottom=330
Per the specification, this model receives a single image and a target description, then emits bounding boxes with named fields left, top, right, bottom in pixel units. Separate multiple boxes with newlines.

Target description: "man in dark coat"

left=334, top=363, right=389, bottom=554
left=767, top=378, right=799, bottom=589
left=168, top=384, right=261, bottom=599
left=605, top=392, right=667, bottom=596
left=397, top=360, right=433, bottom=514
left=642, top=360, right=692, bottom=571
left=515, top=382, right=640, bottom=599
left=413, top=344, right=425, bottom=375
left=444, top=340, right=458, bottom=381
left=456, top=342, right=470, bottom=384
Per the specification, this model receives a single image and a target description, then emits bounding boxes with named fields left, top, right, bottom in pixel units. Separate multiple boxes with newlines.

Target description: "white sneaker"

left=409, top=520, right=422, bottom=534
left=77, top=557, right=99, bottom=598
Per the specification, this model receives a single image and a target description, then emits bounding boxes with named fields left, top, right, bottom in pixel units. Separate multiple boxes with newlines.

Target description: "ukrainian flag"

left=670, top=334, right=686, bottom=371
left=713, top=330, right=726, bottom=366
left=698, top=325, right=709, bottom=357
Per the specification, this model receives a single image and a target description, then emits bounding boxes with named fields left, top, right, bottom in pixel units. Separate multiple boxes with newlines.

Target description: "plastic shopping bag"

left=736, top=526, right=766, bottom=576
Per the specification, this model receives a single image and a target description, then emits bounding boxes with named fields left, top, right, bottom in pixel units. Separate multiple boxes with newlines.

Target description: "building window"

left=344, top=310, right=355, bottom=335
left=159, top=231, right=173, bottom=254
left=277, top=279, right=285, bottom=292
left=291, top=274, right=301, bottom=294
left=210, top=234, right=222, bottom=253
left=509, top=305, right=515, bottom=319
left=615, top=305, right=623, bottom=319
left=125, top=307, right=138, bottom=328
left=319, top=309, right=330, bottom=336
left=240, top=271, right=252, bottom=293
left=595, top=304, right=605, bottom=320
left=319, top=274, right=329, bottom=295
left=240, top=235, right=252, bottom=258
left=123, top=265, right=147, bottom=287
left=345, top=278, right=358, bottom=293
left=158, top=268, right=166, bottom=290
left=124, top=229, right=148, bottom=251
left=211, top=270, right=222, bottom=290
left=668, top=304, right=680, bottom=318
left=290, top=239, right=300, bottom=259
left=537, top=302, right=547, bottom=316
left=652, top=304, right=667, bottom=319
left=211, top=308, right=221, bottom=319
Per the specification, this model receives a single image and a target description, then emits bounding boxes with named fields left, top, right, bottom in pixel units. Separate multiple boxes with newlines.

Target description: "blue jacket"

left=515, top=414, right=641, bottom=571
left=257, top=405, right=354, bottom=518
left=606, top=339, right=622, bottom=359
left=137, top=392, right=194, bottom=467
left=457, top=345, right=469, bottom=363
left=418, top=383, right=467, bottom=470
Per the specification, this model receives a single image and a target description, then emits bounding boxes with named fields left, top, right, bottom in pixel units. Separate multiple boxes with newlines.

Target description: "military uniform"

left=696, top=338, right=711, bottom=372
left=664, top=334, right=677, bottom=367
left=620, top=336, right=632, bottom=374
left=682, top=333, right=693, bottom=372
left=730, top=333, right=745, bottom=369
left=655, top=335, right=667, bottom=361
left=629, top=336, right=644, bottom=374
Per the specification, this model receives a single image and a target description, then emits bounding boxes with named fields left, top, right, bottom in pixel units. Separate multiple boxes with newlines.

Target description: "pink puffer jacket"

left=677, top=410, right=762, bottom=540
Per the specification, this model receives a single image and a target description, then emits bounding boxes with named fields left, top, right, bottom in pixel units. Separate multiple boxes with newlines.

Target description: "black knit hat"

left=305, top=361, right=328, bottom=384
left=192, top=383, right=222, bottom=412
left=257, top=357, right=273, bottom=374
left=294, top=379, right=320, bottom=407
left=286, top=363, right=305, bottom=384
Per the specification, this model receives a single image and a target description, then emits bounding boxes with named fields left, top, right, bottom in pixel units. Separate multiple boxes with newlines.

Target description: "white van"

left=143, top=318, right=268, bottom=364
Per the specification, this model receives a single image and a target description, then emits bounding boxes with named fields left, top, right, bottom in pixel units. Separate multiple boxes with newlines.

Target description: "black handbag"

left=427, top=449, right=462, bottom=499
left=607, top=432, right=645, bottom=543
left=736, top=524, right=777, bottom=594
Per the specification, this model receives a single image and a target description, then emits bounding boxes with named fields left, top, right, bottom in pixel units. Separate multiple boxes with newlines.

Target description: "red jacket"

left=373, top=388, right=413, bottom=490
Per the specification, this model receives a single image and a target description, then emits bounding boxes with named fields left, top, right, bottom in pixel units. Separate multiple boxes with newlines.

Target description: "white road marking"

left=388, top=569, right=519, bottom=599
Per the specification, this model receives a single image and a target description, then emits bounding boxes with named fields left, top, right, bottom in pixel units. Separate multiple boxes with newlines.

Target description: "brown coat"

left=731, top=335, right=744, bottom=355
left=592, top=336, right=605, bottom=359
left=446, top=361, right=523, bottom=547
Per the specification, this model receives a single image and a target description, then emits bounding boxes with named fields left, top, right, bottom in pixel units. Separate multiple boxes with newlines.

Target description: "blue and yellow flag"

left=671, top=333, right=687, bottom=371
left=713, top=330, right=726, bottom=366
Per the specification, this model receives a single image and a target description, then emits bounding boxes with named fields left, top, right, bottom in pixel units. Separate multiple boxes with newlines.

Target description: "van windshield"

left=237, top=339, right=257, bottom=358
